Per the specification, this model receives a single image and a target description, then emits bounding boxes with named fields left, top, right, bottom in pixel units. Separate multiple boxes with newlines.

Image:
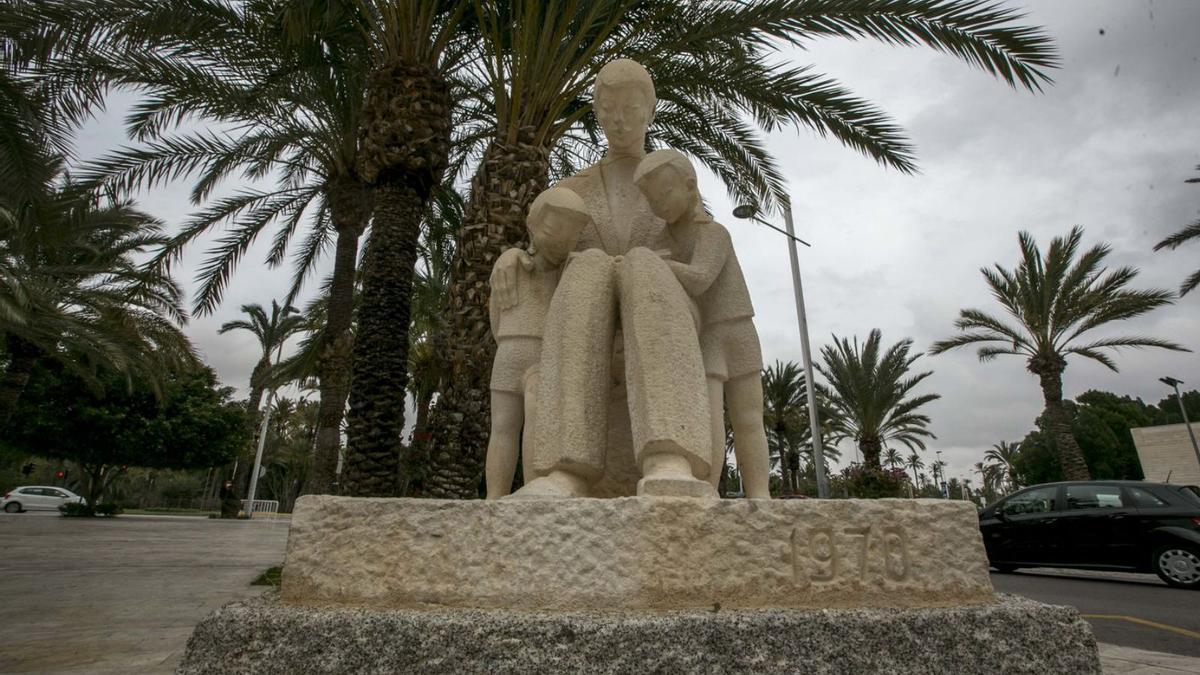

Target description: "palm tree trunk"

left=341, top=182, right=425, bottom=497
left=423, top=134, right=550, bottom=499
left=859, top=437, right=883, bottom=470
left=308, top=182, right=366, bottom=495
left=1036, top=369, right=1091, bottom=481
left=0, top=336, right=39, bottom=427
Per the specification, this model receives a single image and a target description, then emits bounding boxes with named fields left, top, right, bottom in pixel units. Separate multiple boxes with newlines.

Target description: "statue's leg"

left=617, top=247, right=714, bottom=498
left=720, top=319, right=770, bottom=499
left=726, top=373, right=771, bottom=499
left=707, top=376, right=726, bottom=492
left=514, top=249, right=616, bottom=498
left=485, top=390, right=523, bottom=499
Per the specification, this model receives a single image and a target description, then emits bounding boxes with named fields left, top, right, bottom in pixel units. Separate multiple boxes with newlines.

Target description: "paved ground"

left=0, top=512, right=289, bottom=674
left=992, top=568, right=1200, bottom=658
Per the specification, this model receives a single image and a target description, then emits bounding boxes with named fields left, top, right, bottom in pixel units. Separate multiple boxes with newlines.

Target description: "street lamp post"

left=1160, top=376, right=1200, bottom=470
left=935, top=450, right=945, bottom=499
left=733, top=201, right=829, bottom=498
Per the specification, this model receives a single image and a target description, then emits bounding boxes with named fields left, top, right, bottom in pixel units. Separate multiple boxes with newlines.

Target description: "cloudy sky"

left=75, top=0, right=1199, bottom=484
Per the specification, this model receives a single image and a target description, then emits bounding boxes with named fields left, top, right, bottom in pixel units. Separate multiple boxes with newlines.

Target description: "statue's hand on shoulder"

left=490, top=247, right=535, bottom=310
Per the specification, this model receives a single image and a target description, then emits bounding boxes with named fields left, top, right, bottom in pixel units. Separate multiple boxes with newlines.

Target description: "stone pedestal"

left=179, top=592, right=1100, bottom=674
left=281, top=496, right=995, bottom=611
left=179, top=496, right=1101, bottom=672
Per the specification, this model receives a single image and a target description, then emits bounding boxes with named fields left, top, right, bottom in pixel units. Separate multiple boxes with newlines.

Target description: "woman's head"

left=593, top=59, right=656, bottom=154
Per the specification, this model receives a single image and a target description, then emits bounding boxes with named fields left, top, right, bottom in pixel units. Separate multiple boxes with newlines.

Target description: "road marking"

left=1081, top=614, right=1200, bottom=640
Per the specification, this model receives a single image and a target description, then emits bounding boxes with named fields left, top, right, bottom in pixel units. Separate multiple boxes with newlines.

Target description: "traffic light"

left=21, top=462, right=34, bottom=477
left=55, top=470, right=66, bottom=479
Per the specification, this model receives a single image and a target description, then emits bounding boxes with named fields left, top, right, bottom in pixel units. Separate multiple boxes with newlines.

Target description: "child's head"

left=527, top=187, right=590, bottom=264
left=633, top=149, right=700, bottom=224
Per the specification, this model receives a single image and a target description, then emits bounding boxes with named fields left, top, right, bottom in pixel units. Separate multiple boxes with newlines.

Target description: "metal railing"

left=240, top=499, right=280, bottom=519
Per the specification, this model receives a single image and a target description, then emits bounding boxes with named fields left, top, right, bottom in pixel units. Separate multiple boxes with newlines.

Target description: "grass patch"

left=252, top=565, right=282, bottom=587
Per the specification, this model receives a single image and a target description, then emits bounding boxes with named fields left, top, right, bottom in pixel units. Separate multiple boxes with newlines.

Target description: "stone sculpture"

left=484, top=187, right=592, bottom=499
left=633, top=149, right=770, bottom=498
left=185, top=57, right=1102, bottom=675
left=486, top=59, right=771, bottom=500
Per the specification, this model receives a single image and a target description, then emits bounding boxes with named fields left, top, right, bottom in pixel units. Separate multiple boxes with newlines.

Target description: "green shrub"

left=59, top=502, right=122, bottom=517
left=840, top=465, right=910, bottom=499
left=252, top=566, right=282, bottom=586
left=59, top=502, right=93, bottom=517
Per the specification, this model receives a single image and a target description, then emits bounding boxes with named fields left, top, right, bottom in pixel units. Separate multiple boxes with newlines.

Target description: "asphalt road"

left=991, top=568, right=1200, bottom=658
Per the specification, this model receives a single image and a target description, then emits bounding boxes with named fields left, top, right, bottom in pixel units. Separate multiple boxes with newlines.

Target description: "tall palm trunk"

left=308, top=181, right=367, bottom=495
left=859, top=436, right=883, bottom=470
left=342, top=183, right=425, bottom=497
left=1034, top=366, right=1091, bottom=481
left=424, top=134, right=550, bottom=499
left=0, top=336, right=40, bottom=426
left=342, top=61, right=452, bottom=498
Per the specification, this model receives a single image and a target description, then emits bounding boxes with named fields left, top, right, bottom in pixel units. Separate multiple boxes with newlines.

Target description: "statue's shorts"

left=490, top=337, right=542, bottom=394
left=700, top=318, right=762, bottom=382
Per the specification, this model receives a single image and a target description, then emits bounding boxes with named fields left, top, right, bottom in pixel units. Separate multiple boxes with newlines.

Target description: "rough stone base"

left=282, top=496, right=995, bottom=610
left=179, top=592, right=1100, bottom=674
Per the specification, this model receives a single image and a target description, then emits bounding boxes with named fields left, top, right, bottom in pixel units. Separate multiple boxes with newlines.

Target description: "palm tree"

left=48, top=0, right=374, bottom=496
left=817, top=329, right=940, bottom=470
left=931, top=226, right=1184, bottom=481
left=762, top=361, right=807, bottom=495
left=422, top=0, right=1059, bottom=497
left=219, top=301, right=304, bottom=426
left=984, top=440, right=1020, bottom=492
left=218, top=300, right=304, bottom=488
left=906, top=451, right=925, bottom=492
left=1, top=155, right=196, bottom=425
left=1153, top=166, right=1200, bottom=296
left=328, top=0, right=473, bottom=497
left=883, top=447, right=904, bottom=471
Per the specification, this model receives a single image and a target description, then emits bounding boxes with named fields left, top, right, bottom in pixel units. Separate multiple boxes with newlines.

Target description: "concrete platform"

left=179, top=591, right=1101, bottom=674
left=281, top=496, right=995, bottom=611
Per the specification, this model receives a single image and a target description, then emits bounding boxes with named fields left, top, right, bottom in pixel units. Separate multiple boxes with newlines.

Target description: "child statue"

left=485, top=187, right=592, bottom=499
left=633, top=149, right=771, bottom=498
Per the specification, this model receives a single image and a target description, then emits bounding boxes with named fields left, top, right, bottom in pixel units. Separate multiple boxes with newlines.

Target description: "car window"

left=1065, top=485, right=1126, bottom=510
left=1175, top=485, right=1200, bottom=505
left=1001, top=486, right=1058, bottom=516
left=1126, top=487, right=1168, bottom=508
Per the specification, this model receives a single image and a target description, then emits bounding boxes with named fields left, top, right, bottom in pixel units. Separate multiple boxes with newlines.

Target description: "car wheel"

left=3, top=502, right=21, bottom=513
left=1152, top=544, right=1200, bottom=589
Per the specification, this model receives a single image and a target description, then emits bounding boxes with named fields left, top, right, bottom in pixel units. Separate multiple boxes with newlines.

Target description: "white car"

left=2, top=486, right=86, bottom=513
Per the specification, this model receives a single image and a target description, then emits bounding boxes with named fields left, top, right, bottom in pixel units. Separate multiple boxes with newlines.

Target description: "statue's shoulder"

left=556, top=162, right=603, bottom=193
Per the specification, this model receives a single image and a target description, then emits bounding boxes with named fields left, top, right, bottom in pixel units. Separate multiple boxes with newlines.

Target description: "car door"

left=23, top=488, right=52, bottom=510
left=983, top=485, right=1065, bottom=565
left=1059, top=483, right=1139, bottom=568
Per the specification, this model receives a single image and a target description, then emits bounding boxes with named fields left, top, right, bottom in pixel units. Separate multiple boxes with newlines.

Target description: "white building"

left=1130, top=423, right=1200, bottom=486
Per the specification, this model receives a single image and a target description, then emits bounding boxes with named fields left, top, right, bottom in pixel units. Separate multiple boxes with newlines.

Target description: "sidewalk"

left=1100, top=643, right=1200, bottom=674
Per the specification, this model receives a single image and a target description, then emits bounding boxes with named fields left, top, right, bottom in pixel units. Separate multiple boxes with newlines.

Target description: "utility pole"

left=1160, top=376, right=1200, bottom=471
left=734, top=201, right=829, bottom=498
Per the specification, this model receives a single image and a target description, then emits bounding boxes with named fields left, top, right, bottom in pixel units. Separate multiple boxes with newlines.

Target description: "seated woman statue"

left=488, top=59, right=715, bottom=499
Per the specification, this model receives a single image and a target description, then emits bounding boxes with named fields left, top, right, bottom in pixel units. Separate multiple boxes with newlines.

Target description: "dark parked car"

left=978, top=481, right=1200, bottom=589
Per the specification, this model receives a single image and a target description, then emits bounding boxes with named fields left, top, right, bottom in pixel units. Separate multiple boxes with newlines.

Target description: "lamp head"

left=732, top=204, right=758, bottom=220
left=1161, top=376, right=1184, bottom=387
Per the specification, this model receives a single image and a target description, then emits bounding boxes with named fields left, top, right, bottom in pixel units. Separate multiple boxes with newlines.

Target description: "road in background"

left=992, top=569, right=1200, bottom=657
left=0, top=513, right=289, bottom=674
